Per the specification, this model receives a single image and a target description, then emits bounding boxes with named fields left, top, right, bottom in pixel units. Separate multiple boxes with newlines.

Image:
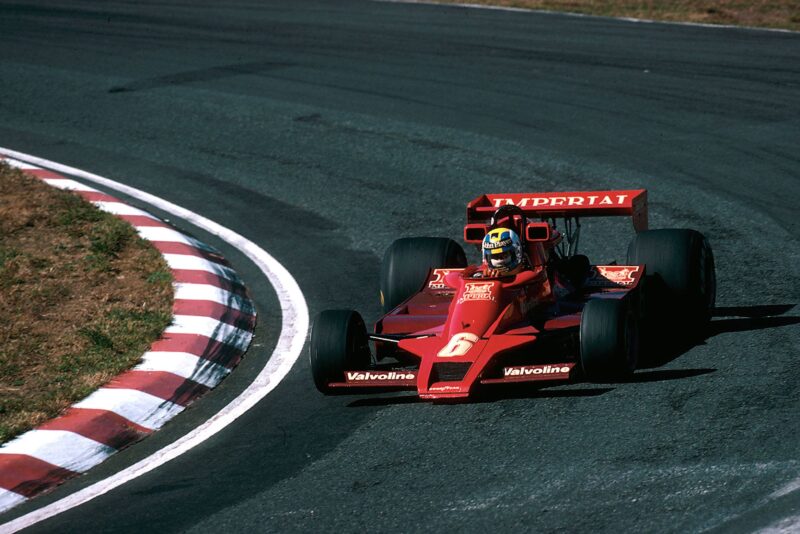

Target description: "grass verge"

left=427, top=1, right=800, bottom=31
left=0, top=161, right=173, bottom=443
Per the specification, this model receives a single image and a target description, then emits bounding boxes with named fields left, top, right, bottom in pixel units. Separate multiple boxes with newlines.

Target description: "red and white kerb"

left=0, top=158, right=257, bottom=513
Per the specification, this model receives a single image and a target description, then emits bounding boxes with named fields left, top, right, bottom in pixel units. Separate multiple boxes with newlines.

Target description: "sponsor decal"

left=585, top=265, right=640, bottom=287
left=429, top=384, right=463, bottom=392
left=493, top=194, right=629, bottom=209
left=457, top=282, right=496, bottom=304
left=437, top=332, right=480, bottom=358
left=345, top=370, right=417, bottom=382
left=503, top=363, right=574, bottom=378
left=428, top=268, right=461, bottom=290
left=483, top=238, right=511, bottom=249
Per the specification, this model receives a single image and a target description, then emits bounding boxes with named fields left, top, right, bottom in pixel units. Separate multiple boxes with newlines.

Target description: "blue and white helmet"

left=482, top=227, right=523, bottom=273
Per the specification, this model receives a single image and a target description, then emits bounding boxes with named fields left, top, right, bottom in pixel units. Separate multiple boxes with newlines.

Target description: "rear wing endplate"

left=467, top=189, right=648, bottom=232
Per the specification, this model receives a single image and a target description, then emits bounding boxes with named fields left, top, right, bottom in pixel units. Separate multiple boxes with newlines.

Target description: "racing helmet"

left=482, top=227, right=523, bottom=273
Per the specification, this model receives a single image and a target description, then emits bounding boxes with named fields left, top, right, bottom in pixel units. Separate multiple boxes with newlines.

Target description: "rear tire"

left=580, top=298, right=638, bottom=380
left=626, top=229, right=716, bottom=334
left=380, top=237, right=467, bottom=313
left=309, top=310, right=371, bottom=394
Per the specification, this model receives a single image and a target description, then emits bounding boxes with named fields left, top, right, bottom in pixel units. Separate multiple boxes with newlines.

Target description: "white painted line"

left=165, top=315, right=253, bottom=348
left=759, top=515, right=800, bottom=533
left=2, top=159, right=39, bottom=170
left=375, top=0, right=799, bottom=34
left=383, top=0, right=530, bottom=13
left=42, top=178, right=100, bottom=192
left=0, top=491, right=26, bottom=512
left=751, top=479, right=800, bottom=533
left=770, top=478, right=800, bottom=500
left=93, top=201, right=158, bottom=219
left=0, top=148, right=309, bottom=533
left=73, top=389, right=185, bottom=431
left=135, top=226, right=219, bottom=253
left=162, top=253, right=240, bottom=282
left=0, top=431, right=115, bottom=474
left=136, top=352, right=230, bottom=388
left=174, top=283, right=255, bottom=315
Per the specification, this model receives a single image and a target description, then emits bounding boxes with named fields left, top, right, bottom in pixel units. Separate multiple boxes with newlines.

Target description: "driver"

left=479, top=227, right=526, bottom=278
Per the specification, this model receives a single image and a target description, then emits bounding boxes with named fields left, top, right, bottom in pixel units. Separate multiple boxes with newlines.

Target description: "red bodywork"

left=329, top=190, right=647, bottom=400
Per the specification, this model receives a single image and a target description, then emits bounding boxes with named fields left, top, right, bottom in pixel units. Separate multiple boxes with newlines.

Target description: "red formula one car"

left=310, top=190, right=715, bottom=401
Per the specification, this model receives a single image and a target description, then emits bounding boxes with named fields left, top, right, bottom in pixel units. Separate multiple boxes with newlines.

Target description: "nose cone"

left=422, top=361, right=475, bottom=399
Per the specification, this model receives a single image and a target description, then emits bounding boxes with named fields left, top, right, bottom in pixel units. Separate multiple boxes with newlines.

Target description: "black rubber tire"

left=626, top=229, right=716, bottom=330
left=380, top=237, right=467, bottom=314
left=309, top=310, right=372, bottom=394
left=580, top=298, right=639, bottom=380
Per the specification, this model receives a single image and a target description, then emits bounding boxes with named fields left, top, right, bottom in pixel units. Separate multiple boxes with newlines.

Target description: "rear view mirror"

left=463, top=224, right=488, bottom=244
left=525, top=223, right=550, bottom=242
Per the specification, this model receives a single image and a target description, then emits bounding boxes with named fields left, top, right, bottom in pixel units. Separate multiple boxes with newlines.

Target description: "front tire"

left=380, top=237, right=466, bottom=314
left=309, top=310, right=371, bottom=394
left=580, top=298, right=639, bottom=380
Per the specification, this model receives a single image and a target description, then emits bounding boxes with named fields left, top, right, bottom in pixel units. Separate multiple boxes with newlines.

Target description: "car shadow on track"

left=347, top=394, right=422, bottom=407
left=619, top=368, right=717, bottom=382
left=639, top=303, right=799, bottom=370
left=347, top=386, right=616, bottom=407
left=474, top=386, right=614, bottom=403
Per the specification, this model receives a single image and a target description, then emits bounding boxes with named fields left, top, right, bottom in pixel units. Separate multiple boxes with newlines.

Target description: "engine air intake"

left=432, top=362, right=471, bottom=382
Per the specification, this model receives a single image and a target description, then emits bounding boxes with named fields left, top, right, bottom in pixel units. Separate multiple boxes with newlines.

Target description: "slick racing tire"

left=380, top=237, right=467, bottom=314
left=309, top=310, right=372, bottom=395
left=580, top=298, right=639, bottom=380
left=626, top=229, right=716, bottom=335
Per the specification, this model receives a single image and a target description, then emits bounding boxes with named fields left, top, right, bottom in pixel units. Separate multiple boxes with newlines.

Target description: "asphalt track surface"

left=1, top=1, right=799, bottom=532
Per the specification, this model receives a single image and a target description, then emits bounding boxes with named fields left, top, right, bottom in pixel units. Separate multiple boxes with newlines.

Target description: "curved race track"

left=1, top=1, right=799, bottom=532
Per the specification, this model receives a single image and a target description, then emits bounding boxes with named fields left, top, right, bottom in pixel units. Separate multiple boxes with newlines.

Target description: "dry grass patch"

left=429, top=0, right=800, bottom=31
left=0, top=162, right=173, bottom=443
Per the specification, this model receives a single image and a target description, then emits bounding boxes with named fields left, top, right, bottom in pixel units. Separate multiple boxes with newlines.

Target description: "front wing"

left=327, top=361, right=578, bottom=393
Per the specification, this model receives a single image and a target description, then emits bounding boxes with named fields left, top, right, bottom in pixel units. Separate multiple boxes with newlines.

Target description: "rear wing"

left=466, top=189, right=648, bottom=232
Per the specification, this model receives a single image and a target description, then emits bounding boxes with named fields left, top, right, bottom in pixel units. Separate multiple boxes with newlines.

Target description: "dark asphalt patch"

left=107, top=61, right=297, bottom=94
